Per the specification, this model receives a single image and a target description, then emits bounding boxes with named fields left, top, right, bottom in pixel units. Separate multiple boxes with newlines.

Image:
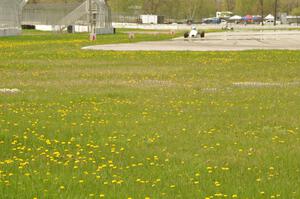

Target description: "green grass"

left=0, top=30, right=300, bottom=199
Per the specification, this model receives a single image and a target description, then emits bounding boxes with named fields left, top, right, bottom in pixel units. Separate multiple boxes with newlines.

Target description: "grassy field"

left=0, top=30, right=300, bottom=199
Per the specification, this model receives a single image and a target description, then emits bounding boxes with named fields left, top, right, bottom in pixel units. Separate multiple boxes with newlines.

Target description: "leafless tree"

left=143, top=0, right=167, bottom=14
left=225, top=0, right=235, bottom=11
left=258, top=0, right=264, bottom=25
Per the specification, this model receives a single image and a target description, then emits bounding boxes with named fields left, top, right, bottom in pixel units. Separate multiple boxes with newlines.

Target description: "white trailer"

left=140, top=15, right=164, bottom=24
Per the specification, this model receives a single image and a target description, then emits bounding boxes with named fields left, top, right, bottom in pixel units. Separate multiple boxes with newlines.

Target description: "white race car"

left=184, top=26, right=205, bottom=38
left=189, top=27, right=198, bottom=38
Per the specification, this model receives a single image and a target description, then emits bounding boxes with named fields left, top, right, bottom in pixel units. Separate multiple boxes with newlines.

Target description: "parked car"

left=202, top=18, right=221, bottom=24
left=265, top=20, right=281, bottom=25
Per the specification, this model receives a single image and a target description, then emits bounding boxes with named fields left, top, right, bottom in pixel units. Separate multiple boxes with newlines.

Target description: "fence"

left=0, top=0, right=24, bottom=36
left=22, top=0, right=113, bottom=34
left=1, top=0, right=113, bottom=36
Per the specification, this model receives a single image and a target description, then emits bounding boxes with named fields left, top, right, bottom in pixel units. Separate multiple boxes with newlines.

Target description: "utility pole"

left=88, top=0, right=97, bottom=34
left=274, top=0, right=278, bottom=26
left=88, top=0, right=93, bottom=33
left=88, top=0, right=97, bottom=40
left=296, top=0, right=300, bottom=26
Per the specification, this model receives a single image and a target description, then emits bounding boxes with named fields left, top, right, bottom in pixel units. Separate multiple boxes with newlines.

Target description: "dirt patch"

left=0, top=88, right=21, bottom=94
left=233, top=82, right=300, bottom=88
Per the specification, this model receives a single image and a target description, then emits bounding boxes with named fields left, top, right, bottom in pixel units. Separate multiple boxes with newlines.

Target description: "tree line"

left=27, top=0, right=300, bottom=19
left=109, top=0, right=300, bottom=20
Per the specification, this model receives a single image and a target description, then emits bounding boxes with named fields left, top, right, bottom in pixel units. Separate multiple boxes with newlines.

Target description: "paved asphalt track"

left=83, top=31, right=300, bottom=51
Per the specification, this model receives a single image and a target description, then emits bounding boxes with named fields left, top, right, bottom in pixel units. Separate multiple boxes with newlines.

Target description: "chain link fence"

left=22, top=2, right=83, bottom=26
left=0, top=0, right=24, bottom=36
left=22, top=0, right=113, bottom=34
left=0, top=0, right=113, bottom=36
